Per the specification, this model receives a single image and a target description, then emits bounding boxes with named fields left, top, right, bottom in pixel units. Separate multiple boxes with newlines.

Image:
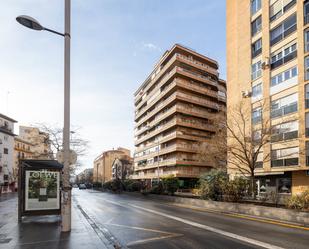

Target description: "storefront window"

left=277, top=178, right=291, bottom=193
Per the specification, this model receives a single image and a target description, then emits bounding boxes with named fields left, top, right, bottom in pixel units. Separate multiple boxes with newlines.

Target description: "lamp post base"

left=61, top=187, right=72, bottom=232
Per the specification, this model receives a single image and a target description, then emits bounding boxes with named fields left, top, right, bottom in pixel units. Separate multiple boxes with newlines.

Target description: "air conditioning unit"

left=242, top=90, right=252, bottom=98
left=261, top=57, right=270, bottom=70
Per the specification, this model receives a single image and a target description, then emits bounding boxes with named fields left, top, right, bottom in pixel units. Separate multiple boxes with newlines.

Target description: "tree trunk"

left=250, top=175, right=256, bottom=200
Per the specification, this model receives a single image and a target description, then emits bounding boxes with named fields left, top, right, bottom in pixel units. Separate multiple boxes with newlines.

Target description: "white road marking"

left=104, top=223, right=183, bottom=246
left=103, top=199, right=286, bottom=249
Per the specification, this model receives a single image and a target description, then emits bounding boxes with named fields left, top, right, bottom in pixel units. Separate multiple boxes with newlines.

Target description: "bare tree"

left=225, top=101, right=272, bottom=199
left=34, top=123, right=89, bottom=174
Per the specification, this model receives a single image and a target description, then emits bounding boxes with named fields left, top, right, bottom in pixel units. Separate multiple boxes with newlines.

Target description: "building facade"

left=76, top=168, right=93, bottom=185
left=227, top=0, right=309, bottom=195
left=18, top=126, right=53, bottom=159
left=133, top=44, right=226, bottom=186
left=0, top=114, right=17, bottom=194
left=93, top=147, right=131, bottom=183
left=13, top=137, right=34, bottom=189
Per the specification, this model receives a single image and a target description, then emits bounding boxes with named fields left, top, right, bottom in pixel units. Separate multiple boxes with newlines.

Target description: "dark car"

left=79, top=184, right=87, bottom=189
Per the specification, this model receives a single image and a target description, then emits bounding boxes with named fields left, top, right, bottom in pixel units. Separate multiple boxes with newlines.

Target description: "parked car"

left=79, top=184, right=87, bottom=189
left=72, top=184, right=78, bottom=188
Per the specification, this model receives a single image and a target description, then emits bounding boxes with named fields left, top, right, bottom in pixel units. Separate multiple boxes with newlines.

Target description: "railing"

left=175, top=53, right=219, bottom=77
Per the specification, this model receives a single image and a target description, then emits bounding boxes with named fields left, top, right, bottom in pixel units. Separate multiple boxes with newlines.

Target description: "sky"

left=0, top=0, right=226, bottom=173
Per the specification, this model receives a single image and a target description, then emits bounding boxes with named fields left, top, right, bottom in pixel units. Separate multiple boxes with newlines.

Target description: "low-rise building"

left=19, top=126, right=53, bottom=159
left=93, top=147, right=131, bottom=183
left=112, top=156, right=133, bottom=180
left=76, top=168, right=93, bottom=185
left=0, top=113, right=17, bottom=194
left=13, top=137, right=34, bottom=190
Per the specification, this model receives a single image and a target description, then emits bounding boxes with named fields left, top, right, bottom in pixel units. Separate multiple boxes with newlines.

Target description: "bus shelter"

left=18, top=160, right=63, bottom=222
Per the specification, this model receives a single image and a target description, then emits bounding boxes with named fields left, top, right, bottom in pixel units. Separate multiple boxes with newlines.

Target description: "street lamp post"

left=16, top=0, right=72, bottom=232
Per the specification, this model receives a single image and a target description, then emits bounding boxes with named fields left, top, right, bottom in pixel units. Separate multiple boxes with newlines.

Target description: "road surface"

left=73, top=189, right=309, bottom=249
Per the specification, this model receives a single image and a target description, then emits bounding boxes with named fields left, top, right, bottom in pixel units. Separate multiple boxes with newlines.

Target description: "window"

left=306, top=112, right=309, bottom=137
left=251, top=0, right=261, bottom=15
left=251, top=16, right=262, bottom=37
left=270, top=0, right=296, bottom=22
left=252, top=83, right=262, bottom=100
left=305, top=0, right=309, bottom=25
left=305, top=84, right=309, bottom=108
left=305, top=56, right=309, bottom=80
left=270, top=66, right=297, bottom=94
left=306, top=141, right=309, bottom=166
left=252, top=38, right=262, bottom=58
left=252, top=107, right=262, bottom=124
left=271, top=147, right=299, bottom=167
left=271, top=120, right=298, bottom=142
left=3, top=148, right=8, bottom=154
left=271, top=42, right=297, bottom=69
left=252, top=61, right=262, bottom=80
left=271, top=93, right=298, bottom=118
left=270, top=14, right=296, bottom=46
left=305, top=29, right=309, bottom=53
left=278, top=178, right=291, bottom=193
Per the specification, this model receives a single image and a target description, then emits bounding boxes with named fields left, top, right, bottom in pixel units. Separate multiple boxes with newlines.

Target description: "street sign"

left=56, top=150, right=77, bottom=165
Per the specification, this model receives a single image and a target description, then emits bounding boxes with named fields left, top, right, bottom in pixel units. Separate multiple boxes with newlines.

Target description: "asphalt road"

left=73, top=189, right=309, bottom=249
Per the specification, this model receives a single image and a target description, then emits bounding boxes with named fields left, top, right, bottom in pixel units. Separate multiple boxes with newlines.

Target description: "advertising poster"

left=25, top=170, right=60, bottom=211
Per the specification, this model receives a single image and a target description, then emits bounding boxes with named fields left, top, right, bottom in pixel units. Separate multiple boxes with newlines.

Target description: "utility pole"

left=61, top=0, right=71, bottom=232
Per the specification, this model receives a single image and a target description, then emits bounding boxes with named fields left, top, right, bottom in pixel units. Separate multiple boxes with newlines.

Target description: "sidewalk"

left=0, top=193, right=110, bottom=249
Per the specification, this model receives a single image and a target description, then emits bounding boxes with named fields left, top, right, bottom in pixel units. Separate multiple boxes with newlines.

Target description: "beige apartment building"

left=227, top=0, right=309, bottom=195
left=19, top=126, right=53, bottom=159
left=13, top=137, right=34, bottom=190
left=133, top=44, right=226, bottom=187
left=93, top=147, right=131, bottom=183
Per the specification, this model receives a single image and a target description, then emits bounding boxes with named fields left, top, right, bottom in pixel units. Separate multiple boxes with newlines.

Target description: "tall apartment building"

left=0, top=113, right=17, bottom=193
left=227, top=0, right=309, bottom=195
left=93, top=147, right=131, bottom=183
left=19, top=126, right=53, bottom=159
left=133, top=44, right=226, bottom=186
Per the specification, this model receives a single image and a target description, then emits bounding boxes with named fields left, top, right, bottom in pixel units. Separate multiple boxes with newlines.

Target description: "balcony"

left=136, top=89, right=219, bottom=126
left=135, top=143, right=198, bottom=161
left=135, top=118, right=215, bottom=145
left=134, top=53, right=219, bottom=105
left=135, top=67, right=219, bottom=118
left=135, top=158, right=205, bottom=172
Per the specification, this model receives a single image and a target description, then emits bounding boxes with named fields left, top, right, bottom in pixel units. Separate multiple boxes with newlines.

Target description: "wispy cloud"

left=142, top=42, right=161, bottom=52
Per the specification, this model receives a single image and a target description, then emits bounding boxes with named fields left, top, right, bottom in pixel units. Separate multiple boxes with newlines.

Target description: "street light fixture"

left=16, top=0, right=72, bottom=233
